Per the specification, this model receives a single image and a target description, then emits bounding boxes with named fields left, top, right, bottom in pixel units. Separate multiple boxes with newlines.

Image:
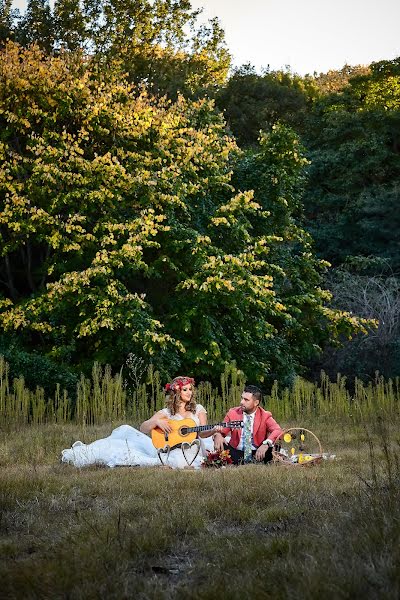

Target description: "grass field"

left=1, top=417, right=399, bottom=599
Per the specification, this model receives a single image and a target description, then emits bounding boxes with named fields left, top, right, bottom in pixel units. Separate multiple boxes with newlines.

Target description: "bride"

left=61, top=376, right=216, bottom=469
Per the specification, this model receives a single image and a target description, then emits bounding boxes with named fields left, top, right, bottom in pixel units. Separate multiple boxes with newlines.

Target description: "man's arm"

left=265, top=414, right=283, bottom=443
left=255, top=413, right=282, bottom=461
left=254, top=438, right=274, bottom=461
left=213, top=411, right=232, bottom=451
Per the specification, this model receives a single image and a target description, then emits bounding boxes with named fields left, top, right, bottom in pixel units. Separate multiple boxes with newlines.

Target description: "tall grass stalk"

left=0, top=355, right=399, bottom=427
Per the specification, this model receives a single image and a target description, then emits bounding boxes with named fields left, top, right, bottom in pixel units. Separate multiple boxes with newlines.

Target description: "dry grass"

left=2, top=355, right=400, bottom=427
left=1, top=417, right=399, bottom=599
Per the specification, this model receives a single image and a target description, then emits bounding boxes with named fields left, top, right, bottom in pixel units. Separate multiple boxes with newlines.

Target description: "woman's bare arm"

left=197, top=410, right=215, bottom=438
left=140, top=411, right=172, bottom=434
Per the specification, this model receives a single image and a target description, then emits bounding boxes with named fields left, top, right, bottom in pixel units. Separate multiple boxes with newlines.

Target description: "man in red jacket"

left=213, top=385, right=283, bottom=465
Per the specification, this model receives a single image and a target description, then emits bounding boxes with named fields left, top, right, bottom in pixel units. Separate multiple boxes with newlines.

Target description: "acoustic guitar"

left=151, top=418, right=243, bottom=449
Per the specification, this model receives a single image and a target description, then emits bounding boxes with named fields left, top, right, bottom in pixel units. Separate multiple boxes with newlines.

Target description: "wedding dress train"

left=61, top=405, right=214, bottom=469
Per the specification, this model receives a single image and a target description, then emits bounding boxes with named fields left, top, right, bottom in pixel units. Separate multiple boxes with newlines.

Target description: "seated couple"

left=61, top=375, right=283, bottom=469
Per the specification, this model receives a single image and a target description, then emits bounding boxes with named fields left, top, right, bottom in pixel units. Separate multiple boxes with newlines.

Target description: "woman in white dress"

left=61, top=376, right=215, bottom=469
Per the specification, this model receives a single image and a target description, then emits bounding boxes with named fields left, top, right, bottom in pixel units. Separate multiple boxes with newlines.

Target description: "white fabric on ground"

left=61, top=405, right=214, bottom=469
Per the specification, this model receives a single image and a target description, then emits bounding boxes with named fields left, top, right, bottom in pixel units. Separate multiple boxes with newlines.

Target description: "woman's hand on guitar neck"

left=199, top=424, right=223, bottom=439
left=213, top=425, right=224, bottom=433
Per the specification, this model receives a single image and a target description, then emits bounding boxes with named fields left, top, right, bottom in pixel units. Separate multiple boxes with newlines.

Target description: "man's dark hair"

left=244, top=384, right=263, bottom=404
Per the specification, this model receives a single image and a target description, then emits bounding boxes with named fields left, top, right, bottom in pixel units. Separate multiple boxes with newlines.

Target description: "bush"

left=0, top=337, right=78, bottom=399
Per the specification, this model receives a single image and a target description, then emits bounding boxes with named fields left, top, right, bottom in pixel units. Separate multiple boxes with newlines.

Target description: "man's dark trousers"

left=225, top=443, right=273, bottom=465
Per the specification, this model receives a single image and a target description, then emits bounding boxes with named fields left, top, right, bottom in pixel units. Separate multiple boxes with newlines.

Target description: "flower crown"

left=164, top=376, right=195, bottom=392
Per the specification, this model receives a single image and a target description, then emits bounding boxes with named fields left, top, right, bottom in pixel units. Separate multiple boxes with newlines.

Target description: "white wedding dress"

left=61, top=404, right=214, bottom=469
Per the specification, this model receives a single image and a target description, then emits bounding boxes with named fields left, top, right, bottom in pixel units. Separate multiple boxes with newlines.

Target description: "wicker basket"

left=272, top=427, right=323, bottom=467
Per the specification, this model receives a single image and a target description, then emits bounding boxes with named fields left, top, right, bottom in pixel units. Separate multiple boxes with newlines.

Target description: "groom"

left=213, top=385, right=283, bottom=464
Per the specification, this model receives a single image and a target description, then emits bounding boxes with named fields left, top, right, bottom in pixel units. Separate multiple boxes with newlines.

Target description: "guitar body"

left=151, top=418, right=198, bottom=449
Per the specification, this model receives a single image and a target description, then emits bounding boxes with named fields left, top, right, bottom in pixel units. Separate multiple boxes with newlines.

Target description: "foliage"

left=0, top=337, right=78, bottom=399
left=0, top=0, right=16, bottom=43
left=311, top=269, right=400, bottom=380
left=3, top=0, right=231, bottom=99
left=0, top=43, right=367, bottom=383
left=230, top=123, right=370, bottom=382
left=215, top=58, right=400, bottom=295
left=0, top=42, right=232, bottom=376
left=13, top=0, right=54, bottom=53
left=303, top=58, right=400, bottom=271
left=311, top=63, right=371, bottom=94
left=1, top=353, right=399, bottom=427
left=216, top=64, right=316, bottom=147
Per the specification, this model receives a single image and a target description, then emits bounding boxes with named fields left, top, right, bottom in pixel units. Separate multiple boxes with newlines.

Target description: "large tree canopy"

left=216, top=64, right=316, bottom=147
left=1, top=0, right=231, bottom=98
left=0, top=43, right=368, bottom=382
left=303, top=58, right=400, bottom=271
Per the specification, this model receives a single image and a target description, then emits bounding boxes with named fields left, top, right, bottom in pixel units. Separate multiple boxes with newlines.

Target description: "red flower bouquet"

left=201, top=449, right=233, bottom=468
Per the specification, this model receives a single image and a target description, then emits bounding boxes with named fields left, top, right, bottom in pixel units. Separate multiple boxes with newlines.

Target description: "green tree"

left=0, top=0, right=16, bottom=43
left=86, top=1, right=231, bottom=98
left=311, top=64, right=370, bottom=95
left=53, top=0, right=87, bottom=51
left=230, top=123, right=368, bottom=381
left=9, top=0, right=231, bottom=99
left=216, top=65, right=317, bottom=147
left=0, top=43, right=367, bottom=382
left=15, top=0, right=54, bottom=52
left=303, top=59, right=400, bottom=271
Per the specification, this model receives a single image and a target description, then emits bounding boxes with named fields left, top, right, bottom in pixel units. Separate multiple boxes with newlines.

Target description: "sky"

left=190, top=0, right=400, bottom=75
left=12, top=0, right=400, bottom=75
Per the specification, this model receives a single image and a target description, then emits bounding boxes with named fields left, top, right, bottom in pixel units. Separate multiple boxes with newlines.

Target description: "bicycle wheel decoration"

left=272, top=428, right=323, bottom=466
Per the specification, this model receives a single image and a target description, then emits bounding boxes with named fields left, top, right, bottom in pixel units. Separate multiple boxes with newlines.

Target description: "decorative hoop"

left=157, top=444, right=171, bottom=466
left=181, top=439, right=201, bottom=466
left=272, top=427, right=323, bottom=467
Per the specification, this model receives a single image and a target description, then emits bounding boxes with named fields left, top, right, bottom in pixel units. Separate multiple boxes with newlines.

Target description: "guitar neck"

left=185, top=422, right=232, bottom=433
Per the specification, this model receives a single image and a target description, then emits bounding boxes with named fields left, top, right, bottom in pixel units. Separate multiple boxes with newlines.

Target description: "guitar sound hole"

left=180, top=428, right=188, bottom=436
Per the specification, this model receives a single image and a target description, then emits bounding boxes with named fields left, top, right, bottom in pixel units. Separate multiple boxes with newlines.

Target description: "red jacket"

left=221, top=406, right=282, bottom=449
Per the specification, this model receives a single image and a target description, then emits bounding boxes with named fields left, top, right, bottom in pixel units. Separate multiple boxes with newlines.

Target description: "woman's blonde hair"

left=164, top=376, right=196, bottom=415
